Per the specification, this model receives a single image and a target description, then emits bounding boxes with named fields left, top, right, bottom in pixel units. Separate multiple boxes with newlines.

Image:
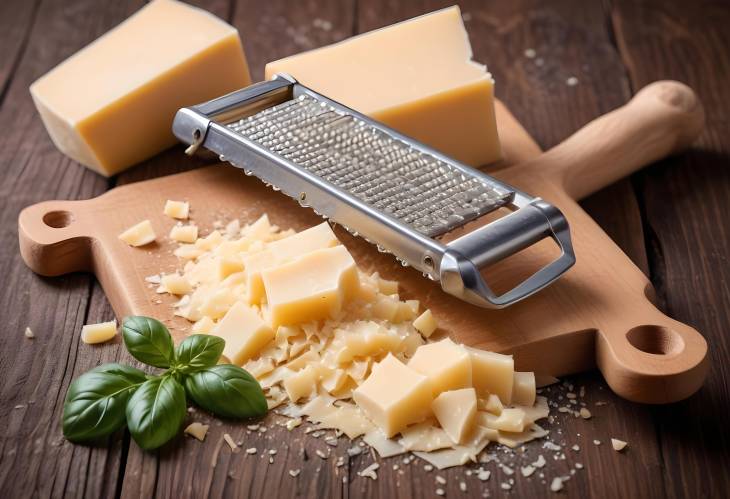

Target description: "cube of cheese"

left=468, top=347, right=514, bottom=404
left=118, top=220, right=156, bottom=247
left=169, top=224, right=198, bottom=243
left=371, top=294, right=400, bottom=321
left=191, top=316, right=215, bottom=334
left=160, top=274, right=192, bottom=295
left=353, top=354, right=433, bottom=437
left=265, top=6, right=500, bottom=167
left=408, top=338, right=472, bottom=396
left=262, top=245, right=359, bottom=327
left=412, top=309, right=438, bottom=337
left=212, top=302, right=274, bottom=365
left=512, top=371, right=536, bottom=407
left=243, top=222, right=339, bottom=304
left=30, top=0, right=251, bottom=176
left=164, top=200, right=189, bottom=219
left=432, top=388, right=477, bottom=444
left=81, top=320, right=117, bottom=344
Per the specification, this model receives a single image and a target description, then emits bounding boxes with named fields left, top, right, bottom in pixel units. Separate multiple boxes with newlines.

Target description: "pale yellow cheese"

left=160, top=274, right=192, bottom=295
left=399, top=422, right=454, bottom=452
left=483, top=393, right=503, bottom=415
left=353, top=353, right=433, bottom=437
left=479, top=408, right=527, bottom=433
left=408, top=338, right=472, bottom=396
left=262, top=245, right=359, bottom=327
left=512, top=371, right=536, bottom=407
left=169, top=224, right=198, bottom=243
left=118, top=220, right=156, bottom=247
left=283, top=365, right=319, bottom=402
left=163, top=200, right=189, bottom=219
left=30, top=0, right=251, bottom=176
left=265, top=6, right=500, bottom=167
left=184, top=422, right=209, bottom=441
left=412, top=309, right=438, bottom=337
left=244, top=222, right=339, bottom=304
left=213, top=302, right=274, bottom=365
left=432, top=388, right=477, bottom=444
left=191, top=316, right=215, bottom=334
left=468, top=347, right=514, bottom=404
left=81, top=320, right=117, bottom=344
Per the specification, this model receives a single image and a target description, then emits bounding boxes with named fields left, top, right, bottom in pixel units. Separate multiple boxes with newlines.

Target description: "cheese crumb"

left=435, top=475, right=446, bottom=484
left=184, top=422, right=209, bottom=441
left=501, top=482, right=511, bottom=490
left=459, top=481, right=467, bottom=492
left=316, top=449, right=328, bottom=459
left=566, top=76, right=579, bottom=87
left=533, top=455, right=547, bottom=468
left=164, top=200, right=190, bottom=219
left=289, top=469, right=301, bottom=477
left=611, top=438, right=628, bottom=451
left=80, top=320, right=117, bottom=344
left=521, top=465, right=536, bottom=477
left=524, top=48, right=536, bottom=58
left=223, top=434, right=238, bottom=452
left=359, top=463, right=379, bottom=480
left=412, top=309, right=437, bottom=337
left=477, top=470, right=491, bottom=481
left=170, top=224, right=198, bottom=243
left=245, top=447, right=257, bottom=455
left=593, top=440, right=602, bottom=445
left=550, top=477, right=564, bottom=492
left=579, top=408, right=592, bottom=419
left=24, top=327, right=35, bottom=339
left=119, top=220, right=156, bottom=247
left=285, top=417, right=302, bottom=431
left=435, top=488, right=445, bottom=496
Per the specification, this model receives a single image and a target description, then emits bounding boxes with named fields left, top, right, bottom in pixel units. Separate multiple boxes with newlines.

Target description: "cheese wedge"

left=432, top=388, right=477, bottom=444
left=244, top=222, right=339, bottom=304
left=213, top=302, right=274, bottom=365
left=262, top=245, right=359, bottom=327
left=265, top=6, right=500, bottom=167
left=408, top=338, right=472, bottom=396
left=30, top=0, right=251, bottom=175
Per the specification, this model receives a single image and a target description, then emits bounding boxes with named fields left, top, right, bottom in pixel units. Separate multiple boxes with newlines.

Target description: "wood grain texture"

left=610, top=0, right=730, bottom=497
left=1, top=0, right=728, bottom=498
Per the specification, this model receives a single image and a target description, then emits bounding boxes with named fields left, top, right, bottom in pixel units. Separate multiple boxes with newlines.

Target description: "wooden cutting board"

left=18, top=81, right=709, bottom=404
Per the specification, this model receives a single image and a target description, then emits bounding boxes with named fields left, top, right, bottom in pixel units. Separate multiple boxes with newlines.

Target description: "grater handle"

left=439, top=200, right=575, bottom=308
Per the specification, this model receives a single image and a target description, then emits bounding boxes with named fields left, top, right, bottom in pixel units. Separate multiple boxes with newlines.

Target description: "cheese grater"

left=172, top=74, right=575, bottom=308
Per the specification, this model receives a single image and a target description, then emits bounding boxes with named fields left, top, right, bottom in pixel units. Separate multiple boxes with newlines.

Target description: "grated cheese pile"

left=150, top=211, right=551, bottom=469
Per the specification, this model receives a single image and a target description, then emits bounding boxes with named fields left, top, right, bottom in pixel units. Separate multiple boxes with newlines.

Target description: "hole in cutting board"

left=43, top=210, right=73, bottom=228
left=626, top=325, right=684, bottom=355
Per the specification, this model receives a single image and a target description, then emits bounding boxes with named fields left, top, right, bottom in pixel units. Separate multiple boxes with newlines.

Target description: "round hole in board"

left=42, top=210, right=73, bottom=229
left=626, top=325, right=684, bottom=356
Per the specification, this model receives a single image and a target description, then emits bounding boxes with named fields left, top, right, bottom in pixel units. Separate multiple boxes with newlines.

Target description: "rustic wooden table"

left=1, top=0, right=728, bottom=497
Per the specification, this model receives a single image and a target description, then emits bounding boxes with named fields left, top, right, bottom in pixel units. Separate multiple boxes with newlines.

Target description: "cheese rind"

left=262, top=245, right=359, bottom=327
left=119, top=220, right=156, bottom=247
left=30, top=0, right=251, bottom=175
left=81, top=320, right=117, bottom=344
left=213, top=302, right=274, bottom=365
left=265, top=6, right=500, bottom=167
left=353, top=354, right=433, bottom=437
left=408, top=338, right=472, bottom=396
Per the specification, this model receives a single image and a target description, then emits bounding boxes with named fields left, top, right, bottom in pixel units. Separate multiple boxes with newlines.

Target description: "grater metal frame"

left=172, top=74, right=575, bottom=308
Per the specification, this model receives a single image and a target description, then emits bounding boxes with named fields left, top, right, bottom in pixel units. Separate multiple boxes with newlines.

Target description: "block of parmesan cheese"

left=30, top=0, right=251, bottom=176
left=262, top=245, right=359, bottom=327
left=408, top=338, right=472, bottom=396
left=213, top=302, right=274, bottom=365
left=265, top=6, right=500, bottom=167
left=432, top=388, right=477, bottom=444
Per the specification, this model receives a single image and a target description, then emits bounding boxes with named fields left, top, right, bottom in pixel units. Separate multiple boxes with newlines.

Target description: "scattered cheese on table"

left=119, top=220, right=156, bottom=247
left=170, top=224, right=198, bottom=243
left=265, top=6, right=500, bottom=167
left=611, top=438, right=628, bottom=451
left=160, top=274, right=192, bottom=295
left=164, top=200, right=190, bottom=219
left=184, top=422, right=209, bottom=441
left=24, top=327, right=35, bottom=339
left=412, top=309, right=438, bottom=338
left=29, top=0, right=251, bottom=176
left=80, top=320, right=117, bottom=344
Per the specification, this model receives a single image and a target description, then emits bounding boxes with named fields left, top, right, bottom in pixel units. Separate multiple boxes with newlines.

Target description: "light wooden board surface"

left=19, top=86, right=708, bottom=404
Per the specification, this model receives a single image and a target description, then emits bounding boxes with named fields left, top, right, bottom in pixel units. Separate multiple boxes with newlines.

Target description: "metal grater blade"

left=226, top=94, right=513, bottom=238
left=173, top=76, right=575, bottom=309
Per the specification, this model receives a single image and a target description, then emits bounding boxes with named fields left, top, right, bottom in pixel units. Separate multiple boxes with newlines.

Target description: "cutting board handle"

left=516, top=80, right=705, bottom=199
left=596, top=305, right=709, bottom=403
left=18, top=199, right=95, bottom=276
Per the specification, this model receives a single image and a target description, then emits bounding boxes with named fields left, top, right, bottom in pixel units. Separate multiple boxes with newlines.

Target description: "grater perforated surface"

left=227, top=94, right=512, bottom=237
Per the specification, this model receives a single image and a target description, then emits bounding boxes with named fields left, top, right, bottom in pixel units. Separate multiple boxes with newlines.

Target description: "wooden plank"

left=353, top=1, right=661, bottom=498
left=0, top=0, right=145, bottom=497
left=610, top=1, right=730, bottom=497
left=0, top=0, right=39, bottom=103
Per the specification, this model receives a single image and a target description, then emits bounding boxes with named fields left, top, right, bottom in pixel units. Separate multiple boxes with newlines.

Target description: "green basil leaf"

left=63, top=363, right=146, bottom=442
left=126, top=375, right=186, bottom=450
left=175, top=334, right=225, bottom=373
left=122, top=316, right=175, bottom=368
left=185, top=365, right=267, bottom=419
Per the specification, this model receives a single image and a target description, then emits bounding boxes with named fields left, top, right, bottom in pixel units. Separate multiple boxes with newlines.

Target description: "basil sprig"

left=62, top=316, right=267, bottom=450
